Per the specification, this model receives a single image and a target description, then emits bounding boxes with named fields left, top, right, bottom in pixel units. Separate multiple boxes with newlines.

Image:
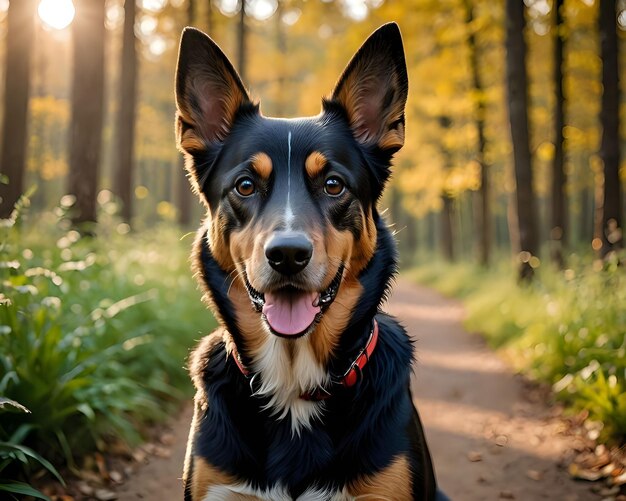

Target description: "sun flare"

left=38, top=0, right=75, bottom=30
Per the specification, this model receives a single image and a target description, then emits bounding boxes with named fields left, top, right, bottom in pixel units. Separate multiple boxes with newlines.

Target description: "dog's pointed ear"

left=175, top=28, right=253, bottom=154
left=329, top=23, right=408, bottom=153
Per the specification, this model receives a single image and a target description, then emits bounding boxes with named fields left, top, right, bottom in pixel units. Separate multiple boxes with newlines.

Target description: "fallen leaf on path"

left=109, top=470, right=124, bottom=484
left=467, top=451, right=482, bottom=462
left=526, top=469, right=543, bottom=481
left=95, top=452, right=110, bottom=480
left=499, top=490, right=515, bottom=499
left=94, top=488, right=117, bottom=500
left=77, top=482, right=94, bottom=496
left=568, top=463, right=603, bottom=482
left=495, top=435, right=508, bottom=447
left=599, top=485, right=620, bottom=497
left=612, top=471, right=626, bottom=486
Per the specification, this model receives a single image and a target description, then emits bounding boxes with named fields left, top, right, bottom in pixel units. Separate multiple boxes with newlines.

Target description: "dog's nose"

left=264, top=233, right=313, bottom=275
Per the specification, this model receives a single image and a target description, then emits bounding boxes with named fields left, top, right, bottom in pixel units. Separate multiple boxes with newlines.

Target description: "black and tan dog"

left=175, top=23, right=439, bottom=500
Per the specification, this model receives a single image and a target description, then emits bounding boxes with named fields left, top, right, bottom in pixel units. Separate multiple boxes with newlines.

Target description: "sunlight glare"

left=248, top=0, right=277, bottom=21
left=38, top=0, right=75, bottom=30
left=342, top=0, right=368, bottom=22
left=141, top=0, right=167, bottom=13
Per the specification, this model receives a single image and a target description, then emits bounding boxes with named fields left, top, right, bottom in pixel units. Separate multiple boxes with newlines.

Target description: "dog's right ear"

left=175, top=27, right=252, bottom=157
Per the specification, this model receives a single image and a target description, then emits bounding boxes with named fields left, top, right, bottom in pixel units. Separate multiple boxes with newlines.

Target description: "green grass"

left=408, top=253, right=626, bottom=444
left=0, top=196, right=215, bottom=492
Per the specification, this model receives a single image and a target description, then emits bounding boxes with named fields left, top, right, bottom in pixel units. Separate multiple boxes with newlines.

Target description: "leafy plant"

left=0, top=196, right=215, bottom=486
left=0, top=397, right=64, bottom=501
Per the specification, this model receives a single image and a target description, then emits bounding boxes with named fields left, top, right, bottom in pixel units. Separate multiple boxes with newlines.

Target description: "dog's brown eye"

left=324, top=177, right=345, bottom=197
left=235, top=177, right=255, bottom=197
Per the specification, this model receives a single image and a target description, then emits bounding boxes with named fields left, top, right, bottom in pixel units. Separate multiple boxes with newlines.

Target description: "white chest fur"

left=250, top=333, right=329, bottom=434
left=203, top=484, right=354, bottom=501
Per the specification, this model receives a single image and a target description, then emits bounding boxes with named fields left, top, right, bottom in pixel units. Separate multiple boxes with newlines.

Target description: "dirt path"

left=115, top=280, right=594, bottom=500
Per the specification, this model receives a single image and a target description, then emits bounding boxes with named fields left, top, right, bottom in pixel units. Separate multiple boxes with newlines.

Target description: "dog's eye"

left=324, top=177, right=345, bottom=197
left=235, top=177, right=255, bottom=197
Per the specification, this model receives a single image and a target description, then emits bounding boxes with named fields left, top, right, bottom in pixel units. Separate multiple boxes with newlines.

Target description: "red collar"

left=231, top=319, right=379, bottom=401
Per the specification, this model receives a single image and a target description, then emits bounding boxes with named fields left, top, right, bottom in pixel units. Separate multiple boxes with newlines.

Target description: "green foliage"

left=0, top=398, right=64, bottom=501
left=410, top=254, right=626, bottom=443
left=0, top=200, right=214, bottom=482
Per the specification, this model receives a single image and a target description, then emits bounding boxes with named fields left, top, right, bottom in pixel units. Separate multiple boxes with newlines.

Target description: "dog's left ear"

left=329, top=23, right=408, bottom=153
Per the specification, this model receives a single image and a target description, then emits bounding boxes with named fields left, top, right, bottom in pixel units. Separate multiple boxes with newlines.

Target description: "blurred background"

left=0, top=0, right=624, bottom=266
left=0, top=0, right=626, bottom=497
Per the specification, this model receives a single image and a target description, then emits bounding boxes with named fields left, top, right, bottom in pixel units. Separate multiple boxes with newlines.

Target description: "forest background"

left=0, top=0, right=625, bottom=497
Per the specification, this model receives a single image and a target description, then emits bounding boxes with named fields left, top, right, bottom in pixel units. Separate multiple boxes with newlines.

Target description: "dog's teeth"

left=313, top=295, right=320, bottom=307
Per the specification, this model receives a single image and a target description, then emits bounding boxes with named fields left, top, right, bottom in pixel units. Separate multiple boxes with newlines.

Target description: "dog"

left=175, top=22, right=439, bottom=500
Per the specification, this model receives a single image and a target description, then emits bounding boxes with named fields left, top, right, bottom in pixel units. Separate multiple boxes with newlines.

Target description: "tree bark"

left=464, top=0, right=490, bottom=266
left=505, top=0, right=539, bottom=281
left=113, top=0, right=138, bottom=222
left=237, top=0, right=247, bottom=82
left=441, top=195, right=455, bottom=261
left=0, top=0, right=37, bottom=218
left=68, top=0, right=106, bottom=227
left=550, top=0, right=566, bottom=268
left=177, top=0, right=196, bottom=227
left=598, top=0, right=622, bottom=257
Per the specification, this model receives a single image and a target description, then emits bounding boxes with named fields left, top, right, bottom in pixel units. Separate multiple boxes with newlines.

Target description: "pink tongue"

left=262, top=291, right=321, bottom=336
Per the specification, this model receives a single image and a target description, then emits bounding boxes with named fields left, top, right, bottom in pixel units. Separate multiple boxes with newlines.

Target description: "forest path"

left=114, top=280, right=594, bottom=500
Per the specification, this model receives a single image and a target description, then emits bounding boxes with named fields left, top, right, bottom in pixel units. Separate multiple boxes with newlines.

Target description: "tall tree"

left=237, top=0, right=247, bottom=81
left=0, top=0, right=37, bottom=218
left=598, top=0, right=622, bottom=257
left=113, top=0, right=139, bottom=222
left=464, top=0, right=490, bottom=266
left=550, top=0, right=566, bottom=267
left=67, top=0, right=106, bottom=226
left=206, top=0, right=212, bottom=34
left=505, top=0, right=538, bottom=281
left=439, top=116, right=455, bottom=262
left=177, top=0, right=195, bottom=226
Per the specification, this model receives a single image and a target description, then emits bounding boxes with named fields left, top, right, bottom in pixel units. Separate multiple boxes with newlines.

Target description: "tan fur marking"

left=308, top=224, right=359, bottom=365
left=350, top=208, right=377, bottom=276
left=379, top=122, right=405, bottom=151
left=348, top=455, right=413, bottom=500
left=192, top=457, right=239, bottom=500
left=209, top=210, right=236, bottom=272
left=305, top=151, right=327, bottom=178
left=250, top=152, right=273, bottom=180
left=228, top=222, right=272, bottom=358
left=310, top=280, right=362, bottom=365
left=333, top=59, right=405, bottom=150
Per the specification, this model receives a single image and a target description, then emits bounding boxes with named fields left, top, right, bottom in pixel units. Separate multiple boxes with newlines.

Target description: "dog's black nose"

left=265, top=233, right=313, bottom=275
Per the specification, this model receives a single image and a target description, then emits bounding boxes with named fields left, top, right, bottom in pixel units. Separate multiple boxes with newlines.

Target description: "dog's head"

left=176, top=24, right=407, bottom=354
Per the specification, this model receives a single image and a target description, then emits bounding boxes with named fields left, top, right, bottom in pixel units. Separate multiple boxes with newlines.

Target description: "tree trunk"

left=206, top=0, right=212, bottom=34
left=464, top=0, right=490, bottom=266
left=599, top=0, right=622, bottom=257
left=68, top=0, right=106, bottom=227
left=441, top=196, right=454, bottom=261
left=274, top=0, right=287, bottom=116
left=550, top=0, right=566, bottom=268
left=505, top=0, right=539, bottom=281
left=237, top=0, right=247, bottom=82
left=177, top=0, right=195, bottom=227
left=0, top=0, right=37, bottom=218
left=113, top=0, right=138, bottom=223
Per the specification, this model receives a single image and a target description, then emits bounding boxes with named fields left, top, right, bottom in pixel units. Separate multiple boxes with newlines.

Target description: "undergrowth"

left=0, top=194, right=214, bottom=494
left=408, top=253, right=626, bottom=444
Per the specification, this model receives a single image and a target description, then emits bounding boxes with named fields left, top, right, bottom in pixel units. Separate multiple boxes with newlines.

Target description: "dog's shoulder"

left=188, top=328, right=232, bottom=390
left=373, top=313, right=414, bottom=378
